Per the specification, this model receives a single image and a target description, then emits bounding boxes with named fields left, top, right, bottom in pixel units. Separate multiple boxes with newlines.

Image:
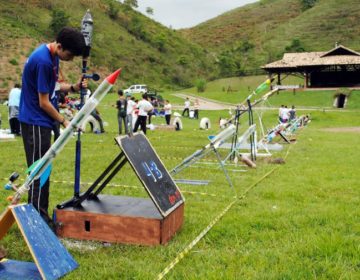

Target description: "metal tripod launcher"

left=170, top=124, right=237, bottom=188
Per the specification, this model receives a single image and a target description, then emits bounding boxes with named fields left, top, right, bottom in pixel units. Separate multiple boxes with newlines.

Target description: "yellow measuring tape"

left=157, top=145, right=293, bottom=279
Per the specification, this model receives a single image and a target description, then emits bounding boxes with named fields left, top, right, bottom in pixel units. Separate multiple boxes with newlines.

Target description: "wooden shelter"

left=262, top=45, right=360, bottom=88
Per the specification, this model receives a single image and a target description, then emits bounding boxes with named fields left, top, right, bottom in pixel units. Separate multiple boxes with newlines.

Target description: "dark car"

left=147, top=88, right=164, bottom=108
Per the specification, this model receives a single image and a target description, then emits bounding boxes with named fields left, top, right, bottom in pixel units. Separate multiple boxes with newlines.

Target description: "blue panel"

left=12, top=204, right=78, bottom=280
left=0, top=259, right=41, bottom=280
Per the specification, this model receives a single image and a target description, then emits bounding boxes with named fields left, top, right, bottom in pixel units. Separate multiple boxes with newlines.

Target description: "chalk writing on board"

left=142, top=161, right=163, bottom=182
left=116, top=133, right=184, bottom=217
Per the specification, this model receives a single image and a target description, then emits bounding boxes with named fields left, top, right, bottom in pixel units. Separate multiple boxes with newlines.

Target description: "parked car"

left=124, top=84, right=147, bottom=95
left=147, top=88, right=164, bottom=108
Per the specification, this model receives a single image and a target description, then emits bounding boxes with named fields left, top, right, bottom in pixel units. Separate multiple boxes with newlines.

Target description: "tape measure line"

left=156, top=199, right=237, bottom=280
left=156, top=145, right=293, bottom=279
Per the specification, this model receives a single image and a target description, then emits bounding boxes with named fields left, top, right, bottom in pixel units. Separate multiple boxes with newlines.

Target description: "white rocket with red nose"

left=10, top=69, right=122, bottom=204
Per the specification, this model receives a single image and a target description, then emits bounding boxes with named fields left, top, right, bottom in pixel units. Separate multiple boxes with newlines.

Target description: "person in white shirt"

left=281, top=106, right=290, bottom=123
left=126, top=94, right=136, bottom=132
left=133, top=94, right=153, bottom=135
left=164, top=100, right=172, bottom=125
left=182, top=97, right=190, bottom=117
left=8, top=83, right=22, bottom=135
left=278, top=105, right=284, bottom=123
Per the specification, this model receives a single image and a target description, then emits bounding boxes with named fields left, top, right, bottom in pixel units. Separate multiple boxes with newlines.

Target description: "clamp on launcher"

left=4, top=172, right=19, bottom=201
left=83, top=73, right=100, bottom=81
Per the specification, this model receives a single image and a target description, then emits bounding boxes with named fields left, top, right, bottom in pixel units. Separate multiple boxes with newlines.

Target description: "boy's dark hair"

left=118, top=89, right=123, bottom=96
left=56, top=27, right=86, bottom=56
left=14, top=83, right=21, bottom=88
left=142, top=93, right=148, bottom=99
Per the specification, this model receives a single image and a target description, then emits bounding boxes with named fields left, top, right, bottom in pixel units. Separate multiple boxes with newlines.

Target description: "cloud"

left=137, top=0, right=258, bottom=29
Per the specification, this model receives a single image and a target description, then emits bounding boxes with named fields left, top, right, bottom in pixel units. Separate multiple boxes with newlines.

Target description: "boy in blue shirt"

left=19, top=27, right=86, bottom=226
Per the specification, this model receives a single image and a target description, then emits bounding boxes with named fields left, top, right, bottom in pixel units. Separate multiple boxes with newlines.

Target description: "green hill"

left=1, top=0, right=360, bottom=95
left=181, top=0, right=360, bottom=74
left=0, top=0, right=216, bottom=94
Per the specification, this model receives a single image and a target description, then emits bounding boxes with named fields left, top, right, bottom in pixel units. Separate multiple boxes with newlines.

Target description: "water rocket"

left=10, top=69, right=121, bottom=204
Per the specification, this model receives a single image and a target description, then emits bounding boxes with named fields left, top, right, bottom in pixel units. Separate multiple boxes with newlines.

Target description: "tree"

left=285, top=39, right=305, bottom=52
left=49, top=9, right=69, bottom=35
left=177, top=55, right=188, bottom=66
left=236, top=40, right=254, bottom=53
left=146, top=7, right=154, bottom=16
left=301, top=0, right=318, bottom=11
left=195, top=78, right=207, bottom=93
left=128, top=15, right=147, bottom=40
left=153, top=33, right=166, bottom=52
left=124, top=0, right=138, bottom=9
left=108, top=1, right=120, bottom=19
left=217, top=51, right=238, bottom=77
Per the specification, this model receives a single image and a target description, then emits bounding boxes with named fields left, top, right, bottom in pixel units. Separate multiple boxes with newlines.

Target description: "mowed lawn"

left=0, top=88, right=359, bottom=279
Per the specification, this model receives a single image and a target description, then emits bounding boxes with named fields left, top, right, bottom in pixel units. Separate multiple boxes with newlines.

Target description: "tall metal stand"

left=74, top=10, right=94, bottom=199
left=229, top=102, right=255, bottom=162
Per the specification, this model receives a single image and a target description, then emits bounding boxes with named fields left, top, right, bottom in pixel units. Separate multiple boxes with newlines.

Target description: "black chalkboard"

left=116, top=133, right=184, bottom=217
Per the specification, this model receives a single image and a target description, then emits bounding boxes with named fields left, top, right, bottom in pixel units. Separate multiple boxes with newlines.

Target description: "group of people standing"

left=182, top=97, right=199, bottom=119
left=116, top=90, right=173, bottom=135
left=278, top=105, right=296, bottom=123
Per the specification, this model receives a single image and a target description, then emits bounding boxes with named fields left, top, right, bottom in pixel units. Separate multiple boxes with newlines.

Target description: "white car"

left=124, top=84, right=147, bottom=95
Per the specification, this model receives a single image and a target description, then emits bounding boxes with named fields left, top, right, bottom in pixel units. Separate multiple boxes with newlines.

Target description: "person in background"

left=18, top=27, right=86, bottom=227
left=126, top=95, right=136, bottom=133
left=8, top=83, right=21, bottom=135
left=193, top=98, right=200, bottom=119
left=289, top=105, right=296, bottom=121
left=133, top=93, right=153, bottom=135
left=148, top=97, right=154, bottom=125
left=281, top=105, right=290, bottom=123
left=164, top=100, right=172, bottom=125
left=87, top=89, right=105, bottom=133
left=116, top=90, right=127, bottom=135
left=182, top=97, right=190, bottom=117
left=278, top=105, right=284, bottom=123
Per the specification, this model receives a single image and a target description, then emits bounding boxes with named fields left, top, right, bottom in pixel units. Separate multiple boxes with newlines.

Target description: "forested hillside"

left=0, top=0, right=216, bottom=94
left=181, top=0, right=360, bottom=75
left=1, top=0, right=360, bottom=94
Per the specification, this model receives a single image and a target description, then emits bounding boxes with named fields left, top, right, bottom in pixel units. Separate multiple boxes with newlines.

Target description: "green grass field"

left=0, top=79, right=359, bottom=279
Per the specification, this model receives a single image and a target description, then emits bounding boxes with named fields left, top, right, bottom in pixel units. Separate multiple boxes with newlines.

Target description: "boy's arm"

left=59, top=77, right=88, bottom=93
left=39, top=93, right=69, bottom=127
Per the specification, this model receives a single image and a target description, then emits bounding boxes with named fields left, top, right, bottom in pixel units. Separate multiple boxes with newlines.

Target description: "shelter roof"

left=262, top=45, right=360, bottom=70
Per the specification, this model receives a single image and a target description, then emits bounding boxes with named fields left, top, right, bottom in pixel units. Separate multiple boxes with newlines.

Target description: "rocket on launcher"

left=9, top=69, right=121, bottom=205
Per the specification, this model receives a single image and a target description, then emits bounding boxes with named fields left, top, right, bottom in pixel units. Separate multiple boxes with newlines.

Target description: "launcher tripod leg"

left=213, top=147, right=234, bottom=189
left=57, top=152, right=126, bottom=209
left=279, top=131, right=291, bottom=143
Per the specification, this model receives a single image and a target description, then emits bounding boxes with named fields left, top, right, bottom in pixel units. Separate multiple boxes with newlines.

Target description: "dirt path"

left=320, top=127, right=360, bottom=133
left=172, top=93, right=357, bottom=113
left=172, top=93, right=234, bottom=110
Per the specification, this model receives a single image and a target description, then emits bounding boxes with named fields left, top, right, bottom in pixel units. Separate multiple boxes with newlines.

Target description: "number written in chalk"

left=142, top=160, right=163, bottom=182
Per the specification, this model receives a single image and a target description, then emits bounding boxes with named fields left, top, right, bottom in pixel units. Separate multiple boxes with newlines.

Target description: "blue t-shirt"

left=19, top=44, right=59, bottom=128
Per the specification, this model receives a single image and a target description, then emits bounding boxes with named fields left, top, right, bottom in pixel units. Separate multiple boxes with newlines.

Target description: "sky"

left=136, top=0, right=258, bottom=29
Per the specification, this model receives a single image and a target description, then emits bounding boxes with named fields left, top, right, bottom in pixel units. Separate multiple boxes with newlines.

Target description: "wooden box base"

left=54, top=195, right=184, bottom=246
